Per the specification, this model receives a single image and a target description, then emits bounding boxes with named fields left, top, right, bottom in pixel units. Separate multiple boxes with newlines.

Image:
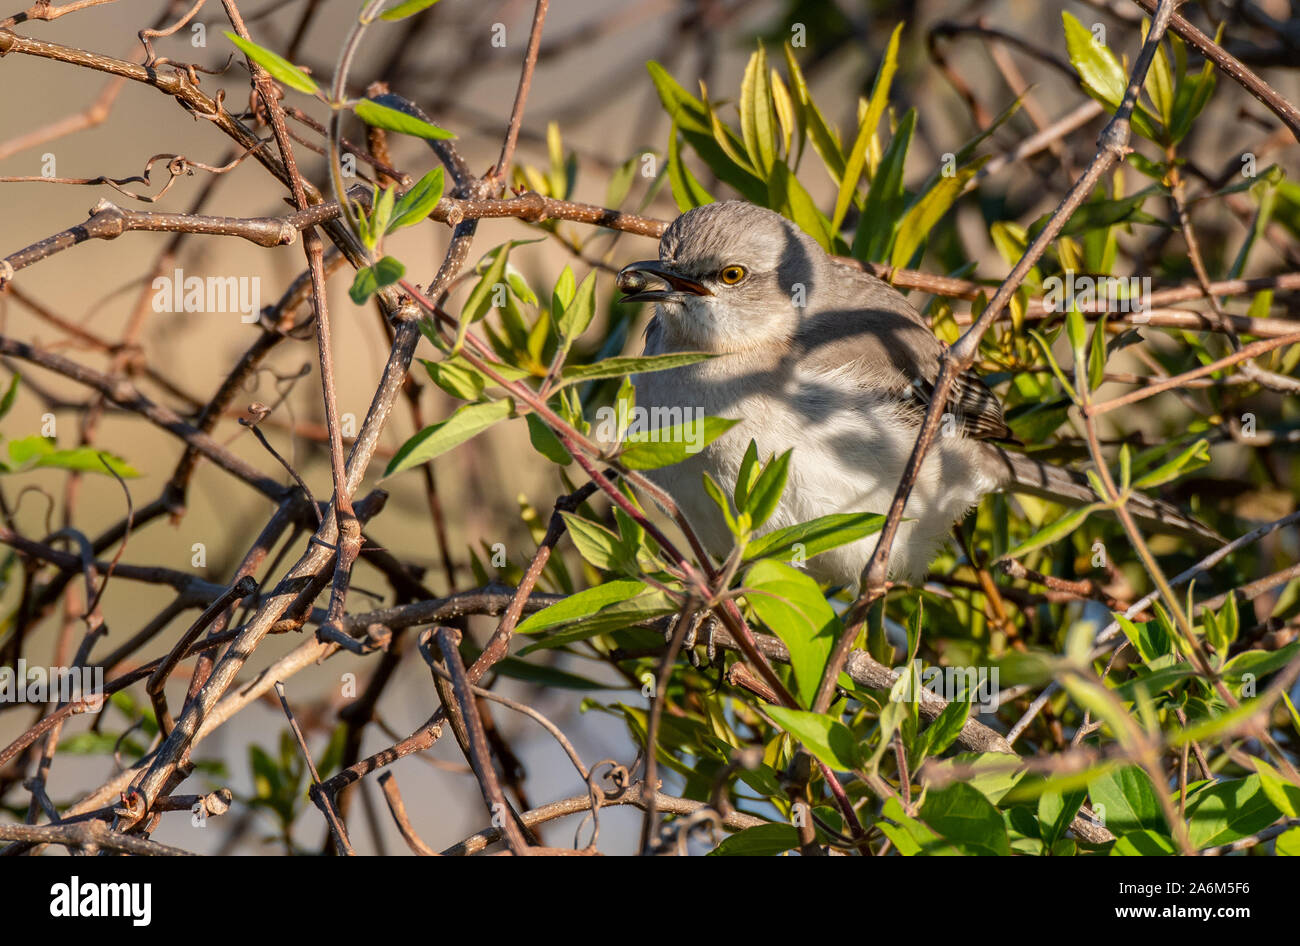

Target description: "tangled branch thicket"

left=1, top=0, right=1299, bottom=857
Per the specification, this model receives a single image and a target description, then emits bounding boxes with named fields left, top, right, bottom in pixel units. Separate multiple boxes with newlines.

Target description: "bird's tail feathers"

left=988, top=447, right=1222, bottom=545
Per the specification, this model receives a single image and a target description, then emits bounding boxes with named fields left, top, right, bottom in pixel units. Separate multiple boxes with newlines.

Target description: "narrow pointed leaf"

left=384, top=399, right=512, bottom=477
left=355, top=98, right=455, bottom=140
left=225, top=33, right=318, bottom=94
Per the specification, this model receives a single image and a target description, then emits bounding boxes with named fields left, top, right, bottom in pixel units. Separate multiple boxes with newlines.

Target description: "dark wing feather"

left=794, top=267, right=1014, bottom=442
left=906, top=368, right=1016, bottom=442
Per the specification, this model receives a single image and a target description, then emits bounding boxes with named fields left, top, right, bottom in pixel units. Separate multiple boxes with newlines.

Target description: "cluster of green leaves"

left=651, top=31, right=996, bottom=269
left=383, top=252, right=732, bottom=477
left=222, top=27, right=455, bottom=304
left=244, top=726, right=346, bottom=853
left=347, top=167, right=445, bottom=304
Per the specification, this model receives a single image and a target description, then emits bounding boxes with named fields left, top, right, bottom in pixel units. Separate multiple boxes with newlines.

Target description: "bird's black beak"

left=616, top=260, right=712, bottom=303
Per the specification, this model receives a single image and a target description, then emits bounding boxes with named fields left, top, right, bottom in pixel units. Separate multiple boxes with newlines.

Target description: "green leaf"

left=1110, top=830, right=1176, bottom=855
left=1131, top=438, right=1209, bottom=489
left=1117, top=614, right=1172, bottom=664
left=458, top=241, right=529, bottom=349
left=354, top=98, right=455, bottom=140
left=525, top=413, right=571, bottom=465
left=551, top=266, right=575, bottom=317
left=1112, top=662, right=1195, bottom=703
left=619, top=416, right=740, bottom=471
left=915, top=697, right=970, bottom=761
left=708, top=107, right=758, bottom=175
left=518, top=589, right=676, bottom=653
left=1276, top=827, right=1300, bottom=855
left=1088, top=765, right=1167, bottom=836
left=1065, top=304, right=1088, bottom=358
left=880, top=797, right=955, bottom=855
left=999, top=503, right=1100, bottom=560
left=58, top=731, right=141, bottom=755
left=1168, top=46, right=1217, bottom=143
left=557, top=271, right=597, bottom=345
left=769, top=70, right=796, bottom=160
left=1061, top=13, right=1162, bottom=141
left=388, top=167, right=445, bottom=233
left=1145, top=35, right=1175, bottom=127
left=1027, top=329, right=1078, bottom=401
left=702, top=472, right=741, bottom=537
left=1088, top=315, right=1108, bottom=391
left=1221, top=640, right=1300, bottom=687
left=766, top=161, right=834, bottom=251
left=763, top=705, right=858, bottom=770
left=666, top=121, right=714, bottom=212
left=0, top=373, right=19, bottom=421
left=926, top=752, right=1027, bottom=806
left=745, top=560, right=839, bottom=707
left=516, top=580, right=648, bottom=635
left=859, top=23, right=903, bottom=179
left=370, top=185, right=396, bottom=241
left=348, top=256, right=406, bottom=304
left=560, top=513, right=633, bottom=574
left=558, top=352, right=714, bottom=385
left=1255, top=760, right=1300, bottom=818
left=383, top=399, right=512, bottom=477
left=708, top=822, right=799, bottom=856
left=225, top=33, right=318, bottom=95
left=4, top=437, right=139, bottom=477
left=1031, top=187, right=1169, bottom=240
left=646, top=62, right=766, bottom=204
left=1062, top=13, right=1126, bottom=107
left=889, top=160, right=983, bottom=268
left=832, top=24, right=902, bottom=235
left=742, top=450, right=791, bottom=530
left=1220, top=590, right=1240, bottom=649
left=380, top=0, right=443, bottom=21
left=783, top=44, right=844, bottom=183
left=734, top=440, right=761, bottom=512
left=1005, top=397, right=1070, bottom=443
left=1038, top=785, right=1088, bottom=846
left=739, top=45, right=777, bottom=175
left=491, top=657, right=609, bottom=691
left=919, top=782, right=1010, bottom=856
left=1186, top=775, right=1280, bottom=849
left=851, top=108, right=915, bottom=261
left=742, top=512, right=884, bottom=564
left=422, top=356, right=485, bottom=401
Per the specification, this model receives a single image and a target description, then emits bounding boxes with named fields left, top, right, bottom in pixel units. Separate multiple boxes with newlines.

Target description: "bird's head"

left=617, top=201, right=826, bottom=353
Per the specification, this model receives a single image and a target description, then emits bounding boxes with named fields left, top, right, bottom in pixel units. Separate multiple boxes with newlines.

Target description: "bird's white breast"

left=633, top=351, right=1001, bottom=586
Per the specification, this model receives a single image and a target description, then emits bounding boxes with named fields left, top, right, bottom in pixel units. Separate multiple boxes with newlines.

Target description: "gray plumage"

left=619, top=201, right=1216, bottom=584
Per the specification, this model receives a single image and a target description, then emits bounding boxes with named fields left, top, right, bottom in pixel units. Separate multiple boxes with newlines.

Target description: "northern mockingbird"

left=616, top=201, right=1216, bottom=584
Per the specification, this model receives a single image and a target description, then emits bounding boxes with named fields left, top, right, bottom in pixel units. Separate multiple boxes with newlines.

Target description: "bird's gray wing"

left=794, top=271, right=1014, bottom=442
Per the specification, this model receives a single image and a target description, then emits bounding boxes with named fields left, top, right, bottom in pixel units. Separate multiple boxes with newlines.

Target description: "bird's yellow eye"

left=720, top=265, right=746, bottom=285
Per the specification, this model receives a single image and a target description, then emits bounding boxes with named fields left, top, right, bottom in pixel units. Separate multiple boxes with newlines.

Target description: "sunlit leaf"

left=619, top=416, right=740, bottom=471
left=355, top=98, right=455, bottom=140
left=763, top=704, right=858, bottom=770
left=746, top=560, right=839, bottom=707
left=388, top=167, right=445, bottom=232
left=384, top=399, right=513, bottom=477
left=225, top=33, right=318, bottom=94
left=349, top=255, right=406, bottom=304
left=380, top=0, right=443, bottom=21
left=889, top=159, right=985, bottom=268
left=832, top=24, right=902, bottom=234
left=4, top=437, right=139, bottom=477
left=739, top=45, right=777, bottom=175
